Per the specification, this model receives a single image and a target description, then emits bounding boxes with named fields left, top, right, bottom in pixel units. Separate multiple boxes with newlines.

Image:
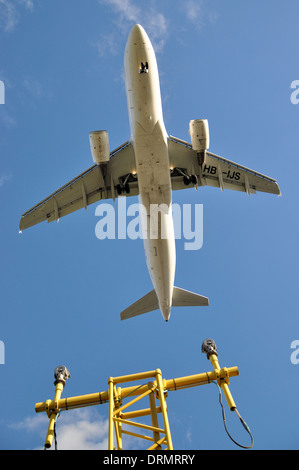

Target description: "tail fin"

left=120, top=286, right=209, bottom=320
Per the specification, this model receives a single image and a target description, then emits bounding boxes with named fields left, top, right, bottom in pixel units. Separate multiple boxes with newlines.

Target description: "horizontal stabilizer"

left=172, top=286, right=209, bottom=307
left=120, top=286, right=209, bottom=321
left=120, top=289, right=159, bottom=320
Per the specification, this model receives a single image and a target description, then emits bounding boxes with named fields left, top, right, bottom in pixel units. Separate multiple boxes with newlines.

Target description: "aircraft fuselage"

left=124, top=24, right=175, bottom=321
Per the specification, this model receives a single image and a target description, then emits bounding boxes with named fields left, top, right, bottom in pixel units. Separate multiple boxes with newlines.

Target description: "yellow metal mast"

left=36, top=339, right=250, bottom=450
left=107, top=369, right=173, bottom=450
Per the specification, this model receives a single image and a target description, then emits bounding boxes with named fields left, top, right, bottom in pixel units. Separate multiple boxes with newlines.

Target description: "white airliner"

left=19, top=24, right=280, bottom=322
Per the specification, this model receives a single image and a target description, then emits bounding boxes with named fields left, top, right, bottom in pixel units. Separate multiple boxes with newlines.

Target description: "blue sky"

left=0, top=0, right=298, bottom=450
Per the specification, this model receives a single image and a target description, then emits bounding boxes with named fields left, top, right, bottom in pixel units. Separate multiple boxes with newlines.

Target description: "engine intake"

left=89, top=130, right=110, bottom=164
left=189, top=119, right=210, bottom=152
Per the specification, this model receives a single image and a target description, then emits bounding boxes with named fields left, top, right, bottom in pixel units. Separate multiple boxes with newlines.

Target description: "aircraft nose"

left=128, top=24, right=148, bottom=46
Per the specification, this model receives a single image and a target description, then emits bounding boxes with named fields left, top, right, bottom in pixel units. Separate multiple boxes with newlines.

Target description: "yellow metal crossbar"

left=35, top=367, right=238, bottom=414
left=36, top=350, right=240, bottom=450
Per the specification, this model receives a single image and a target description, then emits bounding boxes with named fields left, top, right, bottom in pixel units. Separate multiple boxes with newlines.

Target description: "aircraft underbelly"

left=132, top=120, right=175, bottom=313
left=143, top=216, right=176, bottom=312
left=134, top=124, right=170, bottom=202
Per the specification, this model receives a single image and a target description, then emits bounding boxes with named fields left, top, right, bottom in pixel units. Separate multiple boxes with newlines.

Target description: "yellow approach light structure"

left=35, top=340, right=253, bottom=450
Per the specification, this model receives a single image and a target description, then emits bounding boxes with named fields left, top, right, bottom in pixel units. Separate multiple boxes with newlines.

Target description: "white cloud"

left=0, top=0, right=19, bottom=31
left=92, top=34, right=119, bottom=58
left=11, top=408, right=109, bottom=450
left=18, top=0, right=34, bottom=10
left=185, top=0, right=203, bottom=22
left=23, top=77, right=43, bottom=98
left=144, top=9, right=168, bottom=53
left=11, top=407, right=150, bottom=450
left=0, top=0, right=35, bottom=32
left=184, top=0, right=219, bottom=30
left=0, top=174, right=12, bottom=187
left=102, top=0, right=140, bottom=24
left=11, top=413, right=48, bottom=432
left=53, top=409, right=109, bottom=450
left=0, top=109, right=16, bottom=128
left=98, top=0, right=168, bottom=53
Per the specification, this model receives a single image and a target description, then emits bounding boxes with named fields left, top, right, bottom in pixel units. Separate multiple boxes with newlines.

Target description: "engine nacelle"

left=189, top=119, right=210, bottom=152
left=89, top=130, right=110, bottom=164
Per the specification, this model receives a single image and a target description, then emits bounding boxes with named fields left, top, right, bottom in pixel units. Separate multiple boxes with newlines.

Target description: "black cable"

left=213, top=382, right=254, bottom=449
left=54, top=421, right=58, bottom=450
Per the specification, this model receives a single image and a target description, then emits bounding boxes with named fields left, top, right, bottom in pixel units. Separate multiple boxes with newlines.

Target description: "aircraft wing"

left=19, top=141, right=138, bottom=231
left=168, top=136, right=281, bottom=196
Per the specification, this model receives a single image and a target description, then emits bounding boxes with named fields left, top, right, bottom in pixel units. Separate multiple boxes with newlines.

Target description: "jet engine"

left=89, top=130, right=110, bottom=164
left=189, top=119, right=210, bottom=153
